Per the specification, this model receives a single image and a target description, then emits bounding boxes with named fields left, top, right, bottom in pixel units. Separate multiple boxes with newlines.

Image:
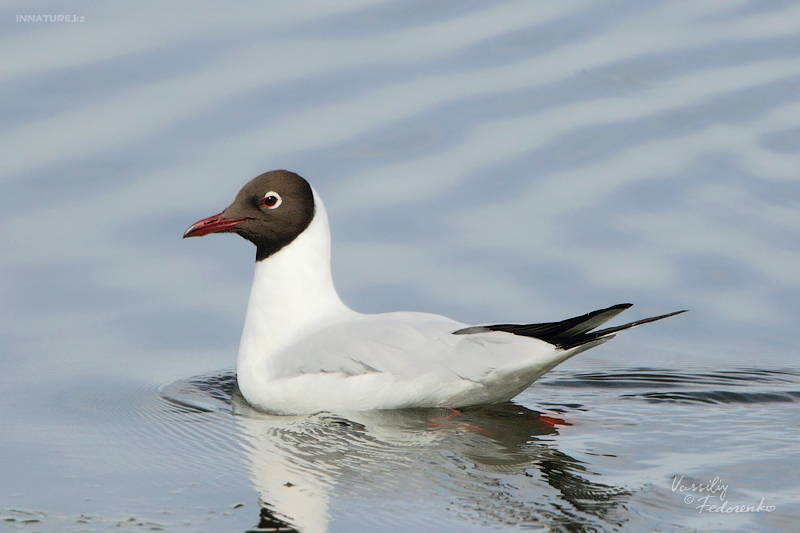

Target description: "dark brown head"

left=184, top=170, right=315, bottom=261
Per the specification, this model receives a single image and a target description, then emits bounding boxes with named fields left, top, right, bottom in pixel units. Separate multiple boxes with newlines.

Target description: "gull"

left=184, top=170, right=685, bottom=414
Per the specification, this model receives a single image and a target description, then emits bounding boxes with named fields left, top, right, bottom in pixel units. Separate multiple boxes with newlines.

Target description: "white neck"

left=237, top=189, right=351, bottom=385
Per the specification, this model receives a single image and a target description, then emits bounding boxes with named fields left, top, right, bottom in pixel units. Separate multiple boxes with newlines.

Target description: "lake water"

left=2, top=1, right=800, bottom=531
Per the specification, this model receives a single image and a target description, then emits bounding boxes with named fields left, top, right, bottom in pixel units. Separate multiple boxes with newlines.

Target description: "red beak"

left=183, top=212, right=248, bottom=238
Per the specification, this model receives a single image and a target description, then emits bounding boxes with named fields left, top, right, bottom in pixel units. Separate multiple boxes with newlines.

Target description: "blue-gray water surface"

left=2, top=1, right=800, bottom=531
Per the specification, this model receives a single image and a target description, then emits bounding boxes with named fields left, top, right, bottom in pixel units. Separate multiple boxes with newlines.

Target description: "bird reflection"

left=163, top=373, right=627, bottom=532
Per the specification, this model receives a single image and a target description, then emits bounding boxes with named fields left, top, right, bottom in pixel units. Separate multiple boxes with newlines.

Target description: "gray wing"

left=268, top=311, right=553, bottom=381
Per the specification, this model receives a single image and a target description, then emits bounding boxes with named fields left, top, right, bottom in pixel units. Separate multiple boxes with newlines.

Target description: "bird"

left=184, top=170, right=685, bottom=415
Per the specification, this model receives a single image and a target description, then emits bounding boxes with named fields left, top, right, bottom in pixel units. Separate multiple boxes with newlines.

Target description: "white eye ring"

left=261, top=191, right=282, bottom=209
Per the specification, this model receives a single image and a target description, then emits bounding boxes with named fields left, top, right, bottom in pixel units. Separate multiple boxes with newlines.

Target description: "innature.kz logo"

left=17, top=15, right=85, bottom=23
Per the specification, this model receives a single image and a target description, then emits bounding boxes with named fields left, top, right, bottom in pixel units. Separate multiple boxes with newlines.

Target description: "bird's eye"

left=261, top=192, right=282, bottom=209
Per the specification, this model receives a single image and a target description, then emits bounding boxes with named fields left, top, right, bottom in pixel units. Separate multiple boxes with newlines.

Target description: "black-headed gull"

left=184, top=170, right=685, bottom=414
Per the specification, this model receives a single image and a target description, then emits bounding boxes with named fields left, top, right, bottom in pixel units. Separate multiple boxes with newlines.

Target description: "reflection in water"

left=163, top=372, right=627, bottom=532
left=159, top=366, right=800, bottom=531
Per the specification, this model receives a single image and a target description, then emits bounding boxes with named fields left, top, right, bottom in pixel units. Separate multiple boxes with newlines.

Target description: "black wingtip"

left=588, top=308, right=688, bottom=339
left=453, top=304, right=687, bottom=350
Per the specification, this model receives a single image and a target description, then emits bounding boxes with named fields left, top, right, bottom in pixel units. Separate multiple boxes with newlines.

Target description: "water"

left=2, top=1, right=800, bottom=531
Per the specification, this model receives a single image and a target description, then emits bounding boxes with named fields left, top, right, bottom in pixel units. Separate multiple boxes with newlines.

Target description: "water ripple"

left=543, top=367, right=800, bottom=386
left=625, top=389, right=800, bottom=404
left=539, top=366, right=800, bottom=406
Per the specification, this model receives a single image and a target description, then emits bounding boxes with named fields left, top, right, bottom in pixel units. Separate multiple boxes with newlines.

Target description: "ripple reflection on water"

left=162, top=372, right=630, bottom=532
